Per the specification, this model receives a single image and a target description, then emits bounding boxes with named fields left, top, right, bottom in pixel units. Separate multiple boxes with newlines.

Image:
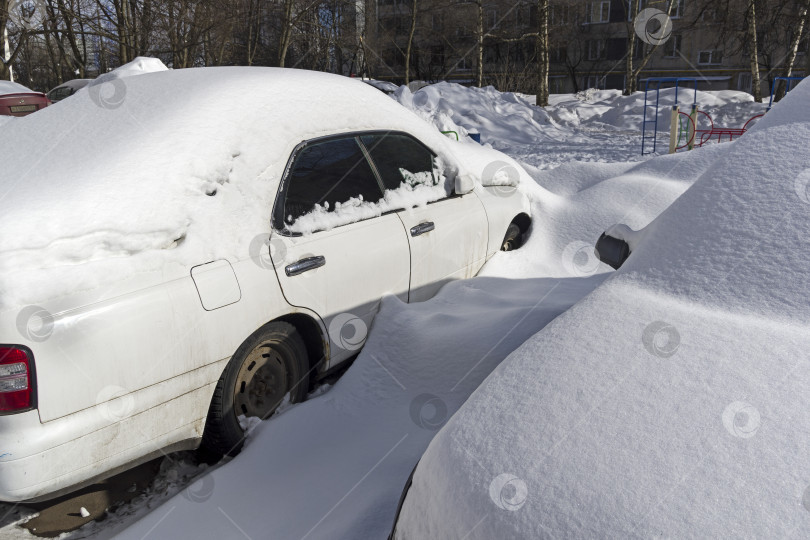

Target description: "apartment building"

left=366, top=0, right=808, bottom=94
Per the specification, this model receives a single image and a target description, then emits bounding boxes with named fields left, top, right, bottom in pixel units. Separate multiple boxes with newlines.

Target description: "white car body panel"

left=398, top=193, right=489, bottom=303
left=272, top=216, right=411, bottom=367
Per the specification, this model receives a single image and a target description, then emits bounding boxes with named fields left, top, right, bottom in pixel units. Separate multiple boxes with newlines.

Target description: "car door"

left=359, top=132, right=489, bottom=303
left=271, top=135, right=411, bottom=366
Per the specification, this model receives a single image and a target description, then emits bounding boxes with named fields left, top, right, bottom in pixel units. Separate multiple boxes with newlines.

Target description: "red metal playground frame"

left=642, top=76, right=805, bottom=155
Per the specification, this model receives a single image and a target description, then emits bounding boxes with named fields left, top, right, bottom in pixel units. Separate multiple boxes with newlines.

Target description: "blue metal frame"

left=768, top=77, right=805, bottom=109
left=641, top=77, right=698, bottom=155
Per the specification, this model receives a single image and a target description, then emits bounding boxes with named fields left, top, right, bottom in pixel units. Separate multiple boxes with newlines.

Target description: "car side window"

left=283, top=137, right=384, bottom=227
left=360, top=133, right=444, bottom=193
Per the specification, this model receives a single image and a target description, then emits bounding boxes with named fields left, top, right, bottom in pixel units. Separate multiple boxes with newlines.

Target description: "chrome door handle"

left=285, top=256, right=325, bottom=276
left=410, top=222, right=435, bottom=237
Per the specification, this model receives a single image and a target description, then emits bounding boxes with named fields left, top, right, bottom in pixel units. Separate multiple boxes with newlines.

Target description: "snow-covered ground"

left=395, top=82, right=810, bottom=538
left=396, top=83, right=765, bottom=169
left=0, top=74, right=773, bottom=538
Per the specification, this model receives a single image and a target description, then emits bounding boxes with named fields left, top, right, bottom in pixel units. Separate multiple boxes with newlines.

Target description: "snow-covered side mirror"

left=455, top=173, right=476, bottom=194
left=595, top=232, right=630, bottom=270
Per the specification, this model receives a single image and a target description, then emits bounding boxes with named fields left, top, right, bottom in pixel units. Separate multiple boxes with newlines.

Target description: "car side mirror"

left=455, top=172, right=475, bottom=195
left=595, top=232, right=630, bottom=270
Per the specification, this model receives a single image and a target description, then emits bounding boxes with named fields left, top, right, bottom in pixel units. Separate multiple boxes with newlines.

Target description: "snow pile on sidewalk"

left=548, top=87, right=765, bottom=132
left=396, top=83, right=766, bottom=168
left=395, top=81, right=810, bottom=538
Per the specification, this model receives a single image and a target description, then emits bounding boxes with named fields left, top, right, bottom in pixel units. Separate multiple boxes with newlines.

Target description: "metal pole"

left=669, top=105, right=679, bottom=154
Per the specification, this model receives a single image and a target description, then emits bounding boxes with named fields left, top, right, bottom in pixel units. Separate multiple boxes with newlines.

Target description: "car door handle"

left=410, top=222, right=435, bottom=237
left=285, top=256, right=326, bottom=277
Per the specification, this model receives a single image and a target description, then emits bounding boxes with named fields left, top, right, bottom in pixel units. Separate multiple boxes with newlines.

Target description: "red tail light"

left=0, top=346, right=35, bottom=413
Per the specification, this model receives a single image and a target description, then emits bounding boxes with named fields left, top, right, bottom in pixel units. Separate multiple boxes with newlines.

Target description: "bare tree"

left=535, top=0, right=548, bottom=105
left=746, top=0, right=763, bottom=101
left=776, top=0, right=810, bottom=100
left=624, top=0, right=676, bottom=95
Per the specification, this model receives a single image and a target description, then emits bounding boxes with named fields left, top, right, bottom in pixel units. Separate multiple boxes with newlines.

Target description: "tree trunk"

left=627, top=0, right=675, bottom=94
left=535, top=0, right=549, bottom=105
left=747, top=0, right=762, bottom=102
left=279, top=0, right=294, bottom=67
left=476, top=0, right=483, bottom=86
left=405, top=0, right=417, bottom=85
left=624, top=0, right=636, bottom=95
left=777, top=0, right=809, bottom=101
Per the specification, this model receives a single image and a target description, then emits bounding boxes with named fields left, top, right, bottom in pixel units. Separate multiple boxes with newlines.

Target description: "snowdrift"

left=112, top=276, right=600, bottom=540
left=395, top=82, right=810, bottom=538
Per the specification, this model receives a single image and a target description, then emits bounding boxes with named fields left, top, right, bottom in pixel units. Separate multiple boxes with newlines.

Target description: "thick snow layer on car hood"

left=395, top=83, right=810, bottom=538
left=0, top=66, right=497, bottom=311
left=0, top=80, right=34, bottom=95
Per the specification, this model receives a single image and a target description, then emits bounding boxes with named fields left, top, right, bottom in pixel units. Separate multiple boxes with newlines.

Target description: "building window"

left=664, top=34, right=682, bottom=57
left=587, top=39, right=605, bottom=60
left=430, top=45, right=444, bottom=66
left=738, top=73, right=752, bottom=92
left=671, top=0, right=686, bottom=18
left=487, top=9, right=498, bottom=29
left=585, top=75, right=604, bottom=89
left=585, top=1, right=610, bottom=24
left=697, top=49, right=723, bottom=65
left=550, top=4, right=569, bottom=25
left=456, top=25, right=472, bottom=38
left=457, top=56, right=471, bottom=70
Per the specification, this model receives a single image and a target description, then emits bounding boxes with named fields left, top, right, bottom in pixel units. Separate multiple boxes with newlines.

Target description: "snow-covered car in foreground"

left=0, top=67, right=530, bottom=502
left=0, top=80, right=50, bottom=116
left=392, top=82, right=810, bottom=538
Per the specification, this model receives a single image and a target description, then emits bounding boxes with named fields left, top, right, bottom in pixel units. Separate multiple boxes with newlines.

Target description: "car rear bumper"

left=0, top=375, right=220, bottom=502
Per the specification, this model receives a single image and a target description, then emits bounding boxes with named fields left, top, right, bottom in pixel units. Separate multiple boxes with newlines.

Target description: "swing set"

left=640, top=76, right=804, bottom=155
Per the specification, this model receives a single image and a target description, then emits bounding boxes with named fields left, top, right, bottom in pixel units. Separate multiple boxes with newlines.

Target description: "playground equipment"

left=641, top=76, right=804, bottom=156
left=768, top=76, right=804, bottom=109
left=641, top=77, right=697, bottom=155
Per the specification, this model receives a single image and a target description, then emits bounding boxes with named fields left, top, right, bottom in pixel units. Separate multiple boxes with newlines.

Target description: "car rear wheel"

left=200, top=322, right=309, bottom=459
left=500, top=222, right=523, bottom=251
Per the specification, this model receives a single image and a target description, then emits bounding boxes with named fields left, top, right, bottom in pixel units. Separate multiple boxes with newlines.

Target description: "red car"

left=0, top=80, right=50, bottom=117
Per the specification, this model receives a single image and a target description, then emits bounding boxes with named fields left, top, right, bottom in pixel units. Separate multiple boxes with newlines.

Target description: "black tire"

left=500, top=222, right=523, bottom=251
left=200, top=322, right=309, bottom=458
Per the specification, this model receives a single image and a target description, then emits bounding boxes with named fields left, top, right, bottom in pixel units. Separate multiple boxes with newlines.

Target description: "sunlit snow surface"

left=0, top=73, right=781, bottom=539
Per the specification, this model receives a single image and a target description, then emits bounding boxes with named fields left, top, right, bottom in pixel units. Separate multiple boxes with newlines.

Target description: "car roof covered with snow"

left=395, top=81, right=810, bottom=538
left=0, top=80, right=36, bottom=96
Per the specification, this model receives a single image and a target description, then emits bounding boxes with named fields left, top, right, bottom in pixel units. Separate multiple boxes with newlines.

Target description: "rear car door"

left=271, top=135, right=411, bottom=366
left=359, top=132, right=489, bottom=302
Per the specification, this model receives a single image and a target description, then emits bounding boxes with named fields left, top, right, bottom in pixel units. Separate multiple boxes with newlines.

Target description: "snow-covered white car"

left=391, top=82, right=810, bottom=538
left=0, top=67, right=530, bottom=502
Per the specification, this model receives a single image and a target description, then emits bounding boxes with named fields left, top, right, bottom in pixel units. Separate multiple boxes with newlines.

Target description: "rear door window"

left=360, top=133, right=445, bottom=192
left=281, top=136, right=384, bottom=230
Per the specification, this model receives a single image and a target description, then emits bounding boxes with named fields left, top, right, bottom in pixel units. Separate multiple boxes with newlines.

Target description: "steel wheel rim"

left=233, top=343, right=289, bottom=421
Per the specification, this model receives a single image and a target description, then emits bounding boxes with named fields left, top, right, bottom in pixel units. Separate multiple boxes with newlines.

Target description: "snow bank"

left=0, top=80, right=34, bottom=95
left=548, top=87, right=764, bottom=132
left=396, top=81, right=810, bottom=538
